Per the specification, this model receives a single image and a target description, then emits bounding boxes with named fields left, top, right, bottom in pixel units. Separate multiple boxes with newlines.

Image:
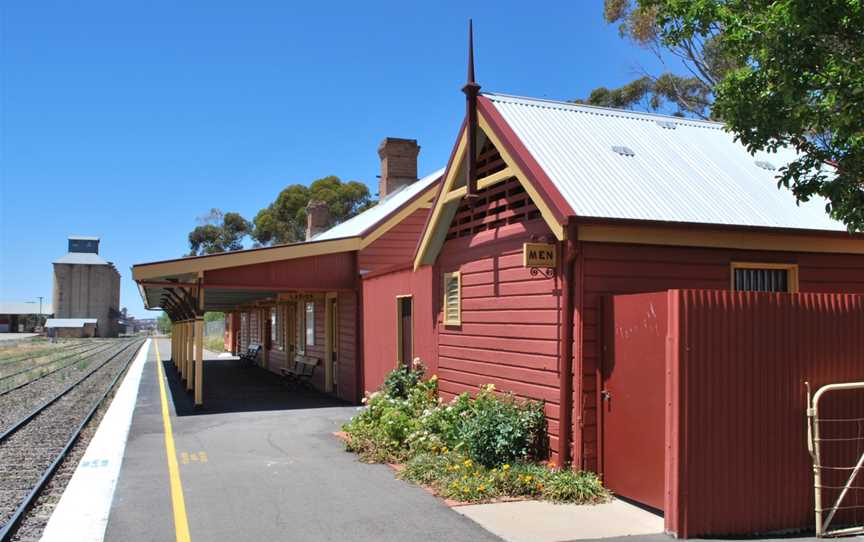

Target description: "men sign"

left=523, top=242, right=556, bottom=269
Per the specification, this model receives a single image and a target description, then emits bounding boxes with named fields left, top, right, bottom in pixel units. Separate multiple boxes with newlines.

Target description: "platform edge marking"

left=155, top=340, right=192, bottom=542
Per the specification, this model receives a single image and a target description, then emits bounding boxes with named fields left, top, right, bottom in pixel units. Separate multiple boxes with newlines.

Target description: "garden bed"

left=339, top=363, right=609, bottom=506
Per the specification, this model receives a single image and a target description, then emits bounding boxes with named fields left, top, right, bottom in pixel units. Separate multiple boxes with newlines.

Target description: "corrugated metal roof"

left=485, top=93, right=846, bottom=232
left=68, top=235, right=100, bottom=241
left=53, top=252, right=111, bottom=265
left=0, top=301, right=53, bottom=315
left=45, top=318, right=97, bottom=328
left=313, top=168, right=445, bottom=241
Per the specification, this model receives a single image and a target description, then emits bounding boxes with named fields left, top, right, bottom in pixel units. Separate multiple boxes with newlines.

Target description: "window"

left=296, top=302, right=305, bottom=353
left=443, top=272, right=461, bottom=325
left=396, top=296, right=413, bottom=366
left=731, top=262, right=799, bottom=293
left=305, top=301, right=316, bottom=347
left=270, top=308, right=278, bottom=347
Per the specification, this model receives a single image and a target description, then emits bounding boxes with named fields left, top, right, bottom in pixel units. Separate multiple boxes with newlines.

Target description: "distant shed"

left=45, top=318, right=98, bottom=338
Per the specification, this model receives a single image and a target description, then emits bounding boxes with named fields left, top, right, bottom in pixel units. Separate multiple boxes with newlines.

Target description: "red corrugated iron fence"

left=603, top=290, right=864, bottom=538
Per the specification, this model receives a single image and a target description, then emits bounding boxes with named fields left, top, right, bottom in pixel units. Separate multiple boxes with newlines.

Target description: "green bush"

left=383, top=363, right=424, bottom=399
left=457, top=385, right=547, bottom=467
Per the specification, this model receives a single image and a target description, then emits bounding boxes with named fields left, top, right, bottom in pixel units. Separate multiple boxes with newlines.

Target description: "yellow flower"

left=463, top=488, right=469, bottom=494
left=502, top=464, right=510, bottom=471
left=547, top=461, right=557, bottom=469
left=479, top=485, right=486, bottom=492
left=525, top=475, right=532, bottom=482
left=463, top=459, right=473, bottom=468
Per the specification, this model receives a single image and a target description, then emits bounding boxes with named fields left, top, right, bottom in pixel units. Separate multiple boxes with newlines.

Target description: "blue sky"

left=1, top=1, right=674, bottom=318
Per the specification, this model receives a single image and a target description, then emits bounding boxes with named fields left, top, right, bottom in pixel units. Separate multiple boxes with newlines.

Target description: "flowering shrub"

left=399, top=451, right=608, bottom=504
left=343, top=364, right=609, bottom=504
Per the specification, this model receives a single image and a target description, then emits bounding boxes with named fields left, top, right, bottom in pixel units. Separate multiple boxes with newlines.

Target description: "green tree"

left=642, top=0, right=864, bottom=231
left=204, top=311, right=224, bottom=322
left=576, top=0, right=737, bottom=118
left=252, top=176, right=374, bottom=245
left=156, top=312, right=172, bottom=335
left=188, top=208, right=253, bottom=256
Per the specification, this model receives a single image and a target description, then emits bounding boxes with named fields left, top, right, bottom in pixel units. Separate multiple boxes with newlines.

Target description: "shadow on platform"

left=162, top=357, right=348, bottom=416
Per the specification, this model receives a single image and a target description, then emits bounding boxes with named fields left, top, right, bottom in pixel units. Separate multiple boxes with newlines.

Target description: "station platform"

left=97, top=338, right=499, bottom=542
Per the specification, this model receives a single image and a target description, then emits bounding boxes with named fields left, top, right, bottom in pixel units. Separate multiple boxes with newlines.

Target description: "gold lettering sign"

left=523, top=243, right=556, bottom=269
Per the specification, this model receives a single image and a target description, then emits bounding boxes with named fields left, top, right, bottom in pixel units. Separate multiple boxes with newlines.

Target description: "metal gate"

left=807, top=381, right=864, bottom=537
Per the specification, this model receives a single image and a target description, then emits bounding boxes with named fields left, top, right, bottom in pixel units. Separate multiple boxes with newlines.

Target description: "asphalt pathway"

left=105, top=339, right=500, bottom=542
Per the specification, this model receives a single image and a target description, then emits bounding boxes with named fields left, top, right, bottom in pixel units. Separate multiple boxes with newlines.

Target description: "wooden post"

left=178, top=322, right=185, bottom=378
left=181, top=322, right=187, bottom=386
left=194, top=317, right=204, bottom=406
left=186, top=321, right=194, bottom=391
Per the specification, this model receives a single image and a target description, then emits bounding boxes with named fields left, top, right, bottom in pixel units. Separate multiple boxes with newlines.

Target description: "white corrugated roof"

left=485, top=93, right=846, bottom=232
left=45, top=318, right=98, bottom=328
left=54, top=252, right=111, bottom=265
left=313, top=168, right=444, bottom=241
left=0, top=301, right=53, bottom=315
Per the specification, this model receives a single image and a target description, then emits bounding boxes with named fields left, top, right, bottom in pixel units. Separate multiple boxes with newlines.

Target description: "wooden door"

left=326, top=297, right=339, bottom=393
left=601, top=292, right=667, bottom=511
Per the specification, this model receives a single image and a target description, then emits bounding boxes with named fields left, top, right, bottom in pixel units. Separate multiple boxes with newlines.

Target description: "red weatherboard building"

left=135, top=56, right=864, bottom=537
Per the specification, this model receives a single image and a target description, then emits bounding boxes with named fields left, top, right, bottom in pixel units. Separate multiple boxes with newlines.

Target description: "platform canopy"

left=132, top=237, right=361, bottom=319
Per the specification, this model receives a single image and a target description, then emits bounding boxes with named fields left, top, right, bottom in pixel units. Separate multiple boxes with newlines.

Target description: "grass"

left=204, top=336, right=225, bottom=353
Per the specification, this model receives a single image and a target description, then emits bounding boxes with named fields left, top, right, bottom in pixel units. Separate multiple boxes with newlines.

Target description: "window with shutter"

left=731, top=262, right=799, bottom=293
left=443, top=272, right=461, bottom=326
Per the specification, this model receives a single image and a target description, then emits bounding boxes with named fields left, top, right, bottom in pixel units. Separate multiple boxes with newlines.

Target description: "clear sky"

left=1, top=0, right=674, bottom=318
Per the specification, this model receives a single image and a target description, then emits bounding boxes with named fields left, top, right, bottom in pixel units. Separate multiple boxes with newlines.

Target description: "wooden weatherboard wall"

left=434, top=176, right=566, bottom=460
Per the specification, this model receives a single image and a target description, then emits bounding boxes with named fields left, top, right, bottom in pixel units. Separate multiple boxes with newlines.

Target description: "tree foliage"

left=156, top=312, right=172, bottom=335
left=252, top=176, right=373, bottom=246
left=643, top=0, right=864, bottom=231
left=188, top=208, right=252, bottom=256
left=576, top=0, right=737, bottom=118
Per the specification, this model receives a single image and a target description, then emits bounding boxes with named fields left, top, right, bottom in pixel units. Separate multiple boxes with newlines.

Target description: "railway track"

left=0, top=338, right=144, bottom=541
left=0, top=342, right=114, bottom=391
left=0, top=341, right=91, bottom=367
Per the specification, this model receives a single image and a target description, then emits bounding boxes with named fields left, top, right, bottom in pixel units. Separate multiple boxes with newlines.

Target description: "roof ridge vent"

left=656, top=120, right=677, bottom=129
left=755, top=160, right=776, bottom=171
left=611, top=145, right=636, bottom=157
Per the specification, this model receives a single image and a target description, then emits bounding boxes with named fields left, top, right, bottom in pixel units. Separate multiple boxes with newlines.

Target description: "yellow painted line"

left=155, top=340, right=192, bottom=542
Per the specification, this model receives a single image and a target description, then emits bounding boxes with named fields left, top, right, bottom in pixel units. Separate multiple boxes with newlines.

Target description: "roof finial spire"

left=467, top=19, right=476, bottom=86
left=463, top=19, right=481, bottom=198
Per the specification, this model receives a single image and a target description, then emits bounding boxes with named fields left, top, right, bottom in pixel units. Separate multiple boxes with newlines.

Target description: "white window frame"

left=305, top=301, right=316, bottom=347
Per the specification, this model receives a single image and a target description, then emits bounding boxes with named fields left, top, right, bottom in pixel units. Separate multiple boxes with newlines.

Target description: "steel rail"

left=0, top=341, right=121, bottom=398
left=0, top=342, right=110, bottom=385
left=0, top=339, right=144, bottom=542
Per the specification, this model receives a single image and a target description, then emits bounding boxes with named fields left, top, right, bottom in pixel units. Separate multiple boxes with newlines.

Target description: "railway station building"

left=135, top=68, right=864, bottom=536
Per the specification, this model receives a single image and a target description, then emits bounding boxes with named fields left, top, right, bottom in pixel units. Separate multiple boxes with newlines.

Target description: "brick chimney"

left=378, top=138, right=420, bottom=198
left=305, top=200, right=330, bottom=241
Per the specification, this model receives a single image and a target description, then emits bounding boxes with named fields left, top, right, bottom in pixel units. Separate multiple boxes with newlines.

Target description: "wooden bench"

left=240, top=343, right=262, bottom=365
left=282, top=354, right=319, bottom=387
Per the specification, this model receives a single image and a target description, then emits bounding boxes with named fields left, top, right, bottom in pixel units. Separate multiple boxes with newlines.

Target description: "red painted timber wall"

left=359, top=208, right=430, bottom=273
left=580, top=243, right=864, bottom=472
left=361, top=265, right=436, bottom=394
left=665, top=290, right=864, bottom=537
left=437, top=218, right=564, bottom=461
left=205, top=252, right=356, bottom=290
